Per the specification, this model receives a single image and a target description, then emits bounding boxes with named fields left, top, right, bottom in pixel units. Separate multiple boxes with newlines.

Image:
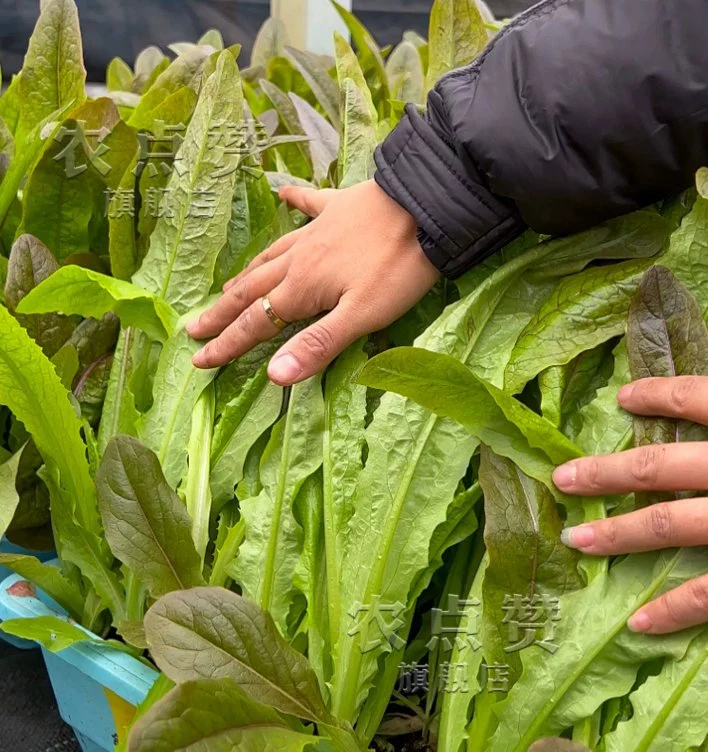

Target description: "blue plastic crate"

left=0, top=536, right=56, bottom=581
left=0, top=571, right=158, bottom=751
left=0, top=537, right=56, bottom=649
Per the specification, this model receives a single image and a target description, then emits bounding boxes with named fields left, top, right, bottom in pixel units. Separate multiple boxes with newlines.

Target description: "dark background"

left=0, top=0, right=533, bottom=81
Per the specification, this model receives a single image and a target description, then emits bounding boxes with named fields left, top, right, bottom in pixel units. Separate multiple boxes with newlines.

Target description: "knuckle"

left=647, top=503, right=673, bottom=541
left=661, top=590, right=685, bottom=626
left=687, top=578, right=708, bottom=613
left=311, top=238, right=332, bottom=257
left=579, top=457, right=603, bottom=491
left=236, top=304, right=257, bottom=336
left=630, top=445, right=663, bottom=486
left=670, top=377, right=699, bottom=415
left=600, top=517, right=619, bottom=547
left=228, top=278, right=250, bottom=306
left=300, top=325, right=335, bottom=361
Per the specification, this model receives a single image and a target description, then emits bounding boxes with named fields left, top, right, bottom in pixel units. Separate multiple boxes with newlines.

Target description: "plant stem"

left=572, top=707, right=602, bottom=749
left=185, top=384, right=215, bottom=564
left=209, top=520, right=245, bottom=588
left=124, top=570, right=145, bottom=623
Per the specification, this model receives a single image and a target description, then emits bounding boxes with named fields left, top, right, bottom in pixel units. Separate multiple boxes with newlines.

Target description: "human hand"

left=186, top=179, right=440, bottom=384
left=553, top=375, right=708, bottom=635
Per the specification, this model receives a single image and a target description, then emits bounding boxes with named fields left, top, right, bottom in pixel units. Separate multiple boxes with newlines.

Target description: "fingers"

left=223, top=227, right=307, bottom=292
left=278, top=186, right=337, bottom=218
left=618, top=376, right=708, bottom=424
left=187, top=258, right=288, bottom=341
left=553, top=443, right=708, bottom=495
left=560, top=496, right=708, bottom=555
left=191, top=297, right=282, bottom=369
left=627, top=574, right=708, bottom=634
left=267, top=297, right=366, bottom=386
left=191, top=276, right=325, bottom=370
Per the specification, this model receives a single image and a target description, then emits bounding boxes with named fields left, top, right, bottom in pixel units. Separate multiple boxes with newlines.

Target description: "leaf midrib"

left=513, top=548, right=684, bottom=750
left=161, top=619, right=320, bottom=722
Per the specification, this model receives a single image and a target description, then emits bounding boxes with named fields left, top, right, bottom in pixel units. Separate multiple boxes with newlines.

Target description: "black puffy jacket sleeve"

left=374, top=0, right=708, bottom=279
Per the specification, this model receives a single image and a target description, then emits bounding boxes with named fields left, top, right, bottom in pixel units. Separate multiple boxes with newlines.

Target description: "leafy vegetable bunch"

left=1, top=1, right=708, bottom=751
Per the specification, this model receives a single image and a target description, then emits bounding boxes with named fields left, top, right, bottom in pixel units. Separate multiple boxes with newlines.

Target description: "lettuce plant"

left=1, top=1, right=708, bottom=752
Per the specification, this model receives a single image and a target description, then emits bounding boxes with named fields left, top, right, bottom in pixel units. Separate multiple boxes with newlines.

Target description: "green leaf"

left=216, top=168, right=276, bottom=287
left=488, top=548, right=708, bottom=750
left=127, top=677, right=317, bottom=752
left=426, top=0, right=487, bottom=91
left=184, top=385, right=215, bottom=562
left=386, top=41, right=425, bottom=104
left=198, top=29, right=224, bottom=50
left=106, top=57, right=133, bottom=92
left=331, top=1, right=389, bottom=110
left=526, top=209, right=670, bottom=280
left=560, top=341, right=618, bottom=443
left=17, top=266, right=179, bottom=342
left=337, top=77, right=378, bottom=188
left=232, top=376, right=324, bottom=631
left=0, top=0, right=85, bottom=226
left=662, top=195, right=708, bottom=317
left=138, top=326, right=218, bottom=489
left=251, top=18, right=289, bottom=68
left=0, top=451, right=22, bottom=540
left=292, top=473, right=330, bottom=696
left=0, top=115, right=13, bottom=179
left=0, top=554, right=84, bottom=618
left=438, top=553, right=487, bottom=752
left=628, top=266, right=708, bottom=447
left=132, top=52, right=243, bottom=314
left=96, top=435, right=205, bottom=598
left=4, top=234, right=74, bottom=357
left=322, top=342, right=368, bottom=653
left=358, top=347, right=581, bottom=487
left=504, top=259, right=652, bottom=393
left=334, top=33, right=377, bottom=124
left=696, top=167, right=708, bottom=199
left=16, top=0, right=86, bottom=146
left=284, top=47, right=341, bottom=130
left=572, top=340, right=633, bottom=457
left=604, top=630, right=708, bottom=752
left=96, top=327, right=141, bottom=455
left=0, top=74, right=21, bottom=135
left=18, top=103, right=118, bottom=262
left=127, top=48, right=209, bottom=131
left=210, top=368, right=282, bottom=509
left=107, top=147, right=140, bottom=281
left=0, top=615, right=94, bottom=652
left=144, top=587, right=332, bottom=723
left=0, top=305, right=123, bottom=617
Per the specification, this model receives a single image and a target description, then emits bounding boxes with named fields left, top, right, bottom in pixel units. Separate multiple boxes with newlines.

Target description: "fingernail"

left=553, top=462, right=577, bottom=490
left=618, top=383, right=635, bottom=403
left=269, top=353, right=302, bottom=384
left=628, top=610, right=652, bottom=632
left=560, top=525, right=595, bottom=549
left=186, top=318, right=201, bottom=336
left=193, top=348, right=208, bottom=367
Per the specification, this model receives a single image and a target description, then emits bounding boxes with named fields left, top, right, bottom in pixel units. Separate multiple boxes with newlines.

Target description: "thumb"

left=267, top=301, right=364, bottom=385
left=278, top=186, right=337, bottom=218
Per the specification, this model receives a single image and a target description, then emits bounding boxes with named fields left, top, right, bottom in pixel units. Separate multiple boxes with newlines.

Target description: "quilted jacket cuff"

left=374, top=104, right=526, bottom=279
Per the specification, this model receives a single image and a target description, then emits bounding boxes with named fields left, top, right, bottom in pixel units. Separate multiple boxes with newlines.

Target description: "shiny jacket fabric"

left=374, top=0, right=708, bottom=278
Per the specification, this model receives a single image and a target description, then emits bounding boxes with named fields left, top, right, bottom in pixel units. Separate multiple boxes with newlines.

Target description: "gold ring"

left=262, top=295, right=288, bottom=330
